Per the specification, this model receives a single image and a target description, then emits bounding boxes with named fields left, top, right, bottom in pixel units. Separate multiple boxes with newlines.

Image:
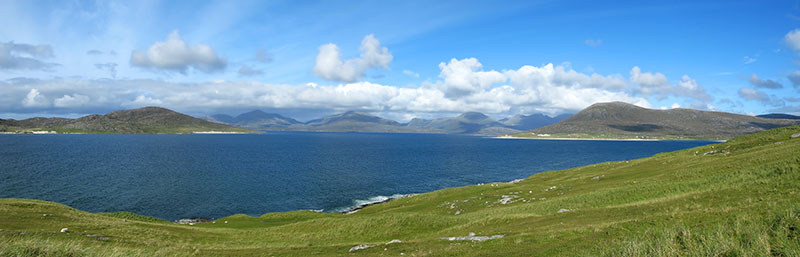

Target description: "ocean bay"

left=0, top=133, right=713, bottom=221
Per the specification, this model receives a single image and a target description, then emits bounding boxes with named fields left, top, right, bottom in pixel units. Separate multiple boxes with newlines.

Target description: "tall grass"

left=604, top=208, right=800, bottom=256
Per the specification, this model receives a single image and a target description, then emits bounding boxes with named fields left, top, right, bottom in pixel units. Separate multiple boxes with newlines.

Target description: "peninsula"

left=0, top=107, right=255, bottom=134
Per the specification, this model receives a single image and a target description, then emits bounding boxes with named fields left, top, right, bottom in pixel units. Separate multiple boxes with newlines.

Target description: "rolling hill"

left=521, top=102, right=800, bottom=139
left=0, top=107, right=254, bottom=134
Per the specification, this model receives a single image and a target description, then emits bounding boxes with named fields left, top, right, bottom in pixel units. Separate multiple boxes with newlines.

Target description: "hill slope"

left=1, top=126, right=798, bottom=256
left=0, top=107, right=254, bottom=134
left=523, top=102, right=799, bottom=139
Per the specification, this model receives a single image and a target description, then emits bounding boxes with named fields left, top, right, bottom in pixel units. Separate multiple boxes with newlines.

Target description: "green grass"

left=2, top=126, right=800, bottom=256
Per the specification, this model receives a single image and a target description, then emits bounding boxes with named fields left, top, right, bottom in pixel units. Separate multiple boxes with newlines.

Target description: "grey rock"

left=349, top=244, right=375, bottom=252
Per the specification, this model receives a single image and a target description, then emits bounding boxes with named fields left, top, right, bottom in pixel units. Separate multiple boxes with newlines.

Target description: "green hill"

left=516, top=102, right=800, bottom=140
left=0, top=107, right=255, bottom=134
left=1, top=126, right=799, bottom=256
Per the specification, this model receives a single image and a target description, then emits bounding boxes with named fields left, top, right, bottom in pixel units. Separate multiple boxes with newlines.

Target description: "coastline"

left=493, top=135, right=726, bottom=142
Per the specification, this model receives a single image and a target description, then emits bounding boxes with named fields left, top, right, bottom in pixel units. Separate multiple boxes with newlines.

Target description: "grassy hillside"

left=1, top=126, right=799, bottom=256
left=517, top=102, right=799, bottom=140
left=0, top=107, right=255, bottom=134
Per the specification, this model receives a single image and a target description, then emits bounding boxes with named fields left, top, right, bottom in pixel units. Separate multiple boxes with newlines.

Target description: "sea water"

left=0, top=133, right=714, bottom=220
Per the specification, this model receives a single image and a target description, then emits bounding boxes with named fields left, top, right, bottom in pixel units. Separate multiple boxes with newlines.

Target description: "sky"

left=1, top=0, right=800, bottom=121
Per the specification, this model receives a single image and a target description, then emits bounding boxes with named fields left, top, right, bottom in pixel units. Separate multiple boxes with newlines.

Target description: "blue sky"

left=1, top=0, right=799, bottom=121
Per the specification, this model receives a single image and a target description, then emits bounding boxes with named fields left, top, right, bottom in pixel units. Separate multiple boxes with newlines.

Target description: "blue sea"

left=0, top=133, right=714, bottom=221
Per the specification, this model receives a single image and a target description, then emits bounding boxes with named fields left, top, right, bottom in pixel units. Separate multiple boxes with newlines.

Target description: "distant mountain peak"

left=459, top=112, right=489, bottom=121
left=240, top=110, right=268, bottom=115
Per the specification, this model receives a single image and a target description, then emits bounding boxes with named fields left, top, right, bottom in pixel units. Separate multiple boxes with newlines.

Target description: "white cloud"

left=54, top=94, right=90, bottom=108
left=122, top=95, right=163, bottom=108
left=312, top=34, right=393, bottom=82
left=21, top=88, right=49, bottom=107
left=743, top=56, right=756, bottom=64
left=630, top=66, right=711, bottom=102
left=1, top=62, right=650, bottom=118
left=748, top=74, right=783, bottom=89
left=0, top=41, right=58, bottom=71
left=786, top=29, right=800, bottom=51
left=738, top=87, right=767, bottom=101
left=671, top=102, right=681, bottom=109
left=437, top=58, right=505, bottom=98
left=737, top=87, right=783, bottom=107
left=130, top=30, right=227, bottom=74
left=403, top=69, right=420, bottom=78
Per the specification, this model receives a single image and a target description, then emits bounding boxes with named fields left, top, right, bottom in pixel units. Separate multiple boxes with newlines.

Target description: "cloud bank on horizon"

left=0, top=1, right=799, bottom=120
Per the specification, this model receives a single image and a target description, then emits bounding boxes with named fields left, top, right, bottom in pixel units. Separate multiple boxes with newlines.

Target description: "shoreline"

left=493, top=135, right=726, bottom=142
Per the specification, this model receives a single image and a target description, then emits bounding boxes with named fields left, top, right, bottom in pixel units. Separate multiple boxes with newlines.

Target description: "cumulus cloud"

left=738, top=88, right=766, bottom=101
left=0, top=41, right=58, bottom=71
left=437, top=58, right=505, bottom=98
left=21, top=88, right=49, bottom=107
left=630, top=66, right=712, bottom=102
left=54, top=94, right=90, bottom=108
left=95, top=63, right=118, bottom=78
left=312, top=34, right=393, bottom=82
left=738, top=87, right=783, bottom=107
left=786, top=29, right=800, bottom=51
left=748, top=74, right=783, bottom=89
left=238, top=65, right=263, bottom=76
left=0, top=60, right=650, bottom=118
left=743, top=56, right=756, bottom=64
left=130, top=31, right=227, bottom=74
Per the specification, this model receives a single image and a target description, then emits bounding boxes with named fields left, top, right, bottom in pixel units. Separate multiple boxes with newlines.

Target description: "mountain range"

left=523, top=102, right=800, bottom=139
left=0, top=107, right=254, bottom=134
left=201, top=110, right=570, bottom=135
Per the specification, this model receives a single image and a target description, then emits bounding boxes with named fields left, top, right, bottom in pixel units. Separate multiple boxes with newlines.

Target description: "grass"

left=1, top=126, right=799, bottom=256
